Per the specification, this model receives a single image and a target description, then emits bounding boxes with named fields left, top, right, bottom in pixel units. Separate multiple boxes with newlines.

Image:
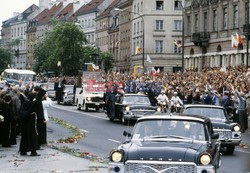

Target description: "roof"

left=35, top=9, right=49, bottom=21
left=75, top=0, right=104, bottom=16
left=184, top=104, right=225, bottom=109
left=56, top=3, right=73, bottom=20
left=97, top=0, right=120, bottom=19
left=39, top=2, right=63, bottom=24
left=138, top=114, right=209, bottom=123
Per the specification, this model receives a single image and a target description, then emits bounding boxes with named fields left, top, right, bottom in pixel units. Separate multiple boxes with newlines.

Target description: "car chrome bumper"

left=197, top=165, right=215, bottom=173
left=220, top=139, right=241, bottom=146
left=86, top=102, right=105, bottom=107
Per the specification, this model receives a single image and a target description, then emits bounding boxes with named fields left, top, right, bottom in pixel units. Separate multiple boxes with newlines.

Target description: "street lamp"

left=114, top=8, right=145, bottom=72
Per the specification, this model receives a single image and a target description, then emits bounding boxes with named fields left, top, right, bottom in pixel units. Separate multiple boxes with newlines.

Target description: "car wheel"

left=83, top=101, right=88, bottom=112
left=76, top=100, right=81, bottom=110
left=121, top=114, right=128, bottom=125
left=225, top=146, right=235, bottom=155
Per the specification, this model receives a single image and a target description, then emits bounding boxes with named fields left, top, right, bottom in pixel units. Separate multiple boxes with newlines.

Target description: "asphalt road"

left=48, top=103, right=250, bottom=173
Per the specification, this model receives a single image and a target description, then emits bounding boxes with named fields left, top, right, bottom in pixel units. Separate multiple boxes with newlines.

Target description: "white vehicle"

left=2, top=69, right=36, bottom=85
left=75, top=71, right=105, bottom=112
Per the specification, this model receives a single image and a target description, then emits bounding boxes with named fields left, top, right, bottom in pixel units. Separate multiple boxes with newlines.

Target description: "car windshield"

left=132, top=120, right=206, bottom=141
left=184, top=107, right=226, bottom=121
left=65, top=85, right=74, bottom=91
left=123, top=96, right=151, bottom=105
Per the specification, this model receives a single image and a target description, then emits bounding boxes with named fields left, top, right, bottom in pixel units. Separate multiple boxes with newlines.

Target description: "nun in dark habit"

left=19, top=88, right=46, bottom=156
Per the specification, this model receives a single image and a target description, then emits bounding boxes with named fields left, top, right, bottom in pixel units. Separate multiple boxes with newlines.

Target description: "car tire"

left=83, top=101, right=88, bottom=112
left=121, top=114, right=128, bottom=125
left=76, top=100, right=81, bottom=110
left=225, top=146, right=235, bottom=155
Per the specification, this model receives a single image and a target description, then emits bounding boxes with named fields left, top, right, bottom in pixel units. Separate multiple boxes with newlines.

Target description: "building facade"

left=184, top=0, right=250, bottom=70
left=131, top=0, right=183, bottom=72
left=116, top=0, right=132, bottom=72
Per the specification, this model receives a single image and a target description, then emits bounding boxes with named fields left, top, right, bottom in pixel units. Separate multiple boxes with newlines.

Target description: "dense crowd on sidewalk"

left=0, top=82, right=51, bottom=156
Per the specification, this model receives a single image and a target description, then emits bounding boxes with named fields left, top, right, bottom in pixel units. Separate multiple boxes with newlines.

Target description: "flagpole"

left=114, top=8, right=145, bottom=73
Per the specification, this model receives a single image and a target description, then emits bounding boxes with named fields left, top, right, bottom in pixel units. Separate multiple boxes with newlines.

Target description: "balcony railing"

left=191, top=32, right=210, bottom=47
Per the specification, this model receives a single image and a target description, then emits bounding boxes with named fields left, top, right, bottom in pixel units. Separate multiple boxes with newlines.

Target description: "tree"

left=100, top=52, right=113, bottom=72
left=34, top=21, right=88, bottom=76
left=0, top=47, right=12, bottom=72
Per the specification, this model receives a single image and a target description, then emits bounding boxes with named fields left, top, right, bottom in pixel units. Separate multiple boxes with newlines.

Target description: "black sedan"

left=109, top=114, right=221, bottom=173
left=114, top=94, right=157, bottom=124
left=183, top=104, right=241, bottom=154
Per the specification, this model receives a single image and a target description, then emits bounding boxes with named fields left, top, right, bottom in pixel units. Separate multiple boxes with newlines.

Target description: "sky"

left=0, top=0, right=39, bottom=30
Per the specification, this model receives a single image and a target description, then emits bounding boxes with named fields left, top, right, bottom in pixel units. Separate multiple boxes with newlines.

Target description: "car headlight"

left=200, top=153, right=211, bottom=165
left=87, top=97, right=91, bottom=101
left=111, top=151, right=122, bottom=162
left=233, top=124, right=240, bottom=132
left=125, top=106, right=130, bottom=111
left=163, top=102, right=166, bottom=105
left=157, top=107, right=161, bottom=112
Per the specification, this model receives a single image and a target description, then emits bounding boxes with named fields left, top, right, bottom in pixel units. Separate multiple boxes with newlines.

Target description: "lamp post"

left=114, top=8, right=145, bottom=72
left=177, top=0, right=185, bottom=72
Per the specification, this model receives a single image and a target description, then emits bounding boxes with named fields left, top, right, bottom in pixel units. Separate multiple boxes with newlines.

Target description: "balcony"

left=191, top=32, right=210, bottom=47
left=243, top=24, right=250, bottom=39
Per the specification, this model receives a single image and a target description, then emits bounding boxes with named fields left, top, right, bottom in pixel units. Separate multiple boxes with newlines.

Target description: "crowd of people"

left=0, top=65, right=249, bottom=155
left=0, top=82, right=51, bottom=156
left=103, top=65, right=250, bottom=131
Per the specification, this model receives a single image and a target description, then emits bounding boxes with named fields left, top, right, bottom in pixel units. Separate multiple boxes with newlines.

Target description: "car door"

left=115, top=95, right=123, bottom=119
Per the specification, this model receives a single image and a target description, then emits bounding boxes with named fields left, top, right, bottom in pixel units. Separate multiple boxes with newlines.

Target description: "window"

left=245, top=2, right=250, bottom=24
left=203, top=12, right=207, bottom=32
left=174, top=40, right=182, bottom=53
left=194, top=14, right=199, bottom=33
left=174, top=20, right=182, bottom=31
left=174, top=0, right=182, bottom=10
left=233, top=5, right=238, bottom=28
left=156, top=20, right=164, bottom=30
left=137, top=22, right=139, bottom=33
left=187, top=16, right=191, bottom=34
left=155, top=40, right=163, bottom=53
left=212, top=10, right=217, bottom=31
left=141, top=2, right=143, bottom=12
left=156, top=1, right=164, bottom=10
left=134, top=5, right=136, bottom=13
left=223, top=7, right=228, bottom=30
left=134, top=23, right=136, bottom=35
left=137, top=3, right=140, bottom=13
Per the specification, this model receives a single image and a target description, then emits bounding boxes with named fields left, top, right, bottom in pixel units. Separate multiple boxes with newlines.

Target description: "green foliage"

left=100, top=52, right=113, bottom=72
left=0, top=47, right=12, bottom=73
left=34, top=20, right=113, bottom=75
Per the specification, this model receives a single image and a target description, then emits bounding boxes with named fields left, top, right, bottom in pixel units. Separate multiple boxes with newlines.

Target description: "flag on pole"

left=135, top=46, right=142, bottom=55
left=146, top=55, right=152, bottom=64
left=231, top=32, right=243, bottom=48
left=174, top=40, right=182, bottom=48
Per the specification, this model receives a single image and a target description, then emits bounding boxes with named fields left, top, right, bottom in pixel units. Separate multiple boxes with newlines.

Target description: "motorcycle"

left=157, top=101, right=168, bottom=113
left=170, top=102, right=182, bottom=113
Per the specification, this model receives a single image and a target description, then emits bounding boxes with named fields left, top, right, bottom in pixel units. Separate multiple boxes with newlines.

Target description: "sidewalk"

left=239, top=119, right=250, bottom=152
left=0, top=120, right=108, bottom=173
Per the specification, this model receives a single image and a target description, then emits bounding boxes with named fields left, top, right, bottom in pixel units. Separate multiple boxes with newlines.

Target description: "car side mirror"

left=211, top=133, right=219, bottom=140
left=123, top=131, right=131, bottom=137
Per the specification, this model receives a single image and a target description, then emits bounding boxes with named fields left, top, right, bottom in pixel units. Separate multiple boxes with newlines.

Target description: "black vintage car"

left=62, top=85, right=74, bottom=105
left=114, top=94, right=157, bottom=124
left=183, top=104, right=241, bottom=154
left=109, top=114, right=221, bottom=173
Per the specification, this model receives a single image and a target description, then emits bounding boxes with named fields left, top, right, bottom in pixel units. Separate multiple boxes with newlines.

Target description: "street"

left=48, top=103, right=250, bottom=173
